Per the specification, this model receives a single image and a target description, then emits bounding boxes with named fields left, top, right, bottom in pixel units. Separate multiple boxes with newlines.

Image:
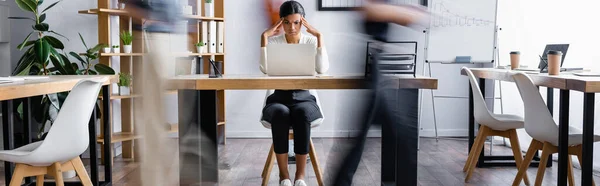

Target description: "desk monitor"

left=538, top=44, right=569, bottom=70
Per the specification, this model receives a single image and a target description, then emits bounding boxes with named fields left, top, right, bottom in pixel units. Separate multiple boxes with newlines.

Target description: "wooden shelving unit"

left=80, top=0, right=227, bottom=164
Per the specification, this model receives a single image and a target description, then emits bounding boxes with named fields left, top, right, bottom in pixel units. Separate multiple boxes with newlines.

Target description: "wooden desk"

left=462, top=68, right=598, bottom=186
left=0, top=75, right=115, bottom=186
left=170, top=74, right=437, bottom=186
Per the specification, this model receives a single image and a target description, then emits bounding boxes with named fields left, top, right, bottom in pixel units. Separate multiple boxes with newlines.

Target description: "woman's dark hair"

left=279, top=0, right=305, bottom=18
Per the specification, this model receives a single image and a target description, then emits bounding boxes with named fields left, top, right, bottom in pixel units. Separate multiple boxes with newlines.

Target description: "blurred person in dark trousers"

left=123, top=1, right=190, bottom=185
left=332, top=1, right=429, bottom=185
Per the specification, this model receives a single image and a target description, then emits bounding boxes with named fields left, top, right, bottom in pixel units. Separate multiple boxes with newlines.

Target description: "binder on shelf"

left=217, top=22, right=224, bottom=53
left=208, top=21, right=217, bottom=53
left=201, top=21, right=208, bottom=50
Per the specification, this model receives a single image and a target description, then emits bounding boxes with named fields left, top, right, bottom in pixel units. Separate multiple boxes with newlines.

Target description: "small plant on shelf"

left=120, top=31, right=133, bottom=53
left=118, top=0, right=128, bottom=9
left=102, top=43, right=111, bottom=53
left=196, top=42, right=205, bottom=54
left=112, top=45, right=120, bottom=53
left=205, top=0, right=214, bottom=17
left=118, top=73, right=133, bottom=96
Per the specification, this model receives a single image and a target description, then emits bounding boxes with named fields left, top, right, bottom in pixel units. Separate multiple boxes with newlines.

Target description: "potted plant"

left=118, top=0, right=127, bottom=9
left=112, top=45, right=120, bottom=53
left=196, top=42, right=205, bottom=54
left=120, top=31, right=133, bottom=53
left=118, top=73, right=132, bottom=96
left=205, top=0, right=214, bottom=17
left=103, top=44, right=111, bottom=53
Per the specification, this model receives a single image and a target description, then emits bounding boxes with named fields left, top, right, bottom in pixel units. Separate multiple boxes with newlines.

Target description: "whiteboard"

left=426, top=0, right=498, bottom=63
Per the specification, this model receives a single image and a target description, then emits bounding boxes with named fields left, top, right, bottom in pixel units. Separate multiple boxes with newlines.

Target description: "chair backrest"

left=31, top=78, right=106, bottom=162
left=512, top=73, right=558, bottom=143
left=462, top=67, right=495, bottom=126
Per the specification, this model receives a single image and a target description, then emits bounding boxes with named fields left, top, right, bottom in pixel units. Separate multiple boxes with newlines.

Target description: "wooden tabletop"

left=462, top=68, right=600, bottom=93
left=0, top=75, right=117, bottom=101
left=167, top=74, right=438, bottom=90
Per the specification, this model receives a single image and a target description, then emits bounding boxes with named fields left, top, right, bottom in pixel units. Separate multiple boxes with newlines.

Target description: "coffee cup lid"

left=510, top=51, right=520, bottom=54
left=547, top=50, right=562, bottom=55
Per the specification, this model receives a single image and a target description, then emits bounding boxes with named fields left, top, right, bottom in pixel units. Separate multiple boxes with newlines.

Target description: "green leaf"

left=89, top=43, right=107, bottom=53
left=34, top=40, right=51, bottom=66
left=94, top=63, right=115, bottom=75
left=48, top=31, right=68, bottom=40
left=18, top=41, right=36, bottom=50
left=8, top=17, right=35, bottom=21
left=78, top=33, right=88, bottom=49
left=59, top=53, right=76, bottom=74
left=48, top=49, right=71, bottom=75
left=88, top=70, right=98, bottom=75
left=15, top=0, right=35, bottom=12
left=71, top=63, right=79, bottom=72
left=39, top=13, right=46, bottom=23
left=38, top=0, right=44, bottom=5
left=76, top=69, right=85, bottom=75
left=68, top=52, right=86, bottom=64
left=34, top=23, right=49, bottom=31
left=43, top=36, right=64, bottom=49
left=42, top=0, right=60, bottom=13
left=17, top=103, right=23, bottom=119
left=17, top=32, right=33, bottom=50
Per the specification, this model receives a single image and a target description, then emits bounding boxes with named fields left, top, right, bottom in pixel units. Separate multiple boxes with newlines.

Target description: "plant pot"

left=123, top=45, right=132, bottom=53
left=103, top=48, right=111, bottom=53
left=45, top=170, right=76, bottom=179
left=119, top=3, right=126, bottom=9
left=113, top=48, right=120, bottom=54
left=205, top=3, right=214, bottom=17
left=196, top=46, right=205, bottom=54
left=119, top=86, right=130, bottom=96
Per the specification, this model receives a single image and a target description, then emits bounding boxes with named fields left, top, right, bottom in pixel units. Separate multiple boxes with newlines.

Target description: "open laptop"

left=266, top=44, right=316, bottom=76
left=514, top=44, right=575, bottom=72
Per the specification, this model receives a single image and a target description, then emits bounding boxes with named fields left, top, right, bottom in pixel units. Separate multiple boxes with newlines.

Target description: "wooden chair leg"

left=512, top=140, right=542, bottom=186
left=463, top=126, right=486, bottom=172
left=9, top=164, right=26, bottom=186
left=508, top=129, right=530, bottom=186
left=262, top=147, right=276, bottom=186
left=71, top=157, right=93, bottom=186
left=577, top=152, right=596, bottom=186
left=36, top=175, right=44, bottom=186
left=50, top=162, right=65, bottom=186
left=535, top=142, right=552, bottom=186
left=308, top=139, right=324, bottom=186
left=567, top=155, right=575, bottom=186
left=262, top=144, right=275, bottom=178
left=465, top=127, right=488, bottom=182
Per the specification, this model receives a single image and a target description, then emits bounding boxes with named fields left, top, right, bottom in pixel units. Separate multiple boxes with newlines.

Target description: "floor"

left=1, top=138, right=599, bottom=186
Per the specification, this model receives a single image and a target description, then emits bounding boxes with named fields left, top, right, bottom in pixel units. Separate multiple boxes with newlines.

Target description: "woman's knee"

left=264, top=103, right=290, bottom=119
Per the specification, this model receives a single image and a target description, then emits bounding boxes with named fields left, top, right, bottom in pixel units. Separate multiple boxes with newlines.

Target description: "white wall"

left=497, top=0, right=600, bottom=170
left=224, top=0, right=444, bottom=138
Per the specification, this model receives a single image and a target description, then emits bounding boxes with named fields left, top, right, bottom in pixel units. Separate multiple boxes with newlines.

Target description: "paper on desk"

left=0, top=77, right=25, bottom=81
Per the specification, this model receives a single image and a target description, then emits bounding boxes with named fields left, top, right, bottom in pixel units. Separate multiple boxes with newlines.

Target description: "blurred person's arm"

left=259, top=20, right=283, bottom=74
left=362, top=2, right=429, bottom=27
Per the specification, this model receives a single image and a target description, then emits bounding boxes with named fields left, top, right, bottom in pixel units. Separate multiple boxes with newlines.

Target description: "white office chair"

left=462, top=67, right=529, bottom=184
left=260, top=89, right=324, bottom=186
left=511, top=73, right=600, bottom=186
left=0, top=78, right=105, bottom=186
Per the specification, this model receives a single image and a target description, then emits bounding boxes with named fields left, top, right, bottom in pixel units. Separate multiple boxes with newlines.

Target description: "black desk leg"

left=558, top=90, right=569, bottom=186
left=395, top=89, right=419, bottom=186
left=468, top=82, right=474, bottom=154
left=476, top=79, right=485, bottom=167
left=179, top=90, right=218, bottom=185
left=2, top=100, right=14, bottom=186
left=22, top=98, right=32, bottom=184
left=581, top=93, right=595, bottom=186
left=102, top=85, right=112, bottom=184
left=88, top=108, right=99, bottom=186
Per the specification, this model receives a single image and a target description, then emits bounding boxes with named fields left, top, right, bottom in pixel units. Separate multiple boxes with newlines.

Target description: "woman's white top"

left=259, top=33, right=329, bottom=74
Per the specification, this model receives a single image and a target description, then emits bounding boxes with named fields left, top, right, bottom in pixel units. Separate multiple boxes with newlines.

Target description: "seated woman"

left=259, top=1, right=329, bottom=186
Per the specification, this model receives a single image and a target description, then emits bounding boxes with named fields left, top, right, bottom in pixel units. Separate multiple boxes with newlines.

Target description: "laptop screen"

left=538, top=44, right=569, bottom=69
